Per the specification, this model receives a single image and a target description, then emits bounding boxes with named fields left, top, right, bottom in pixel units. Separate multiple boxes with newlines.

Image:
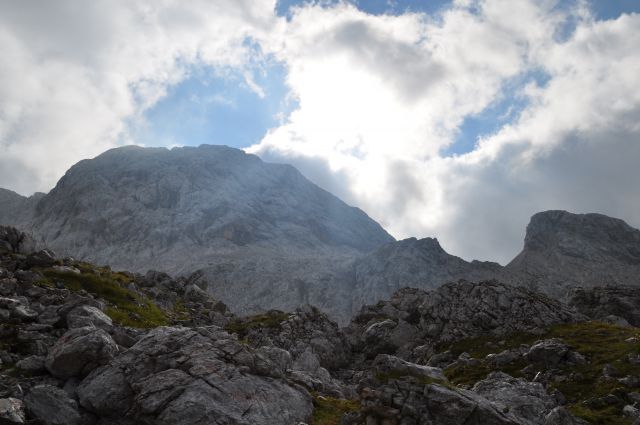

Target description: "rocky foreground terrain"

left=2, top=225, right=640, bottom=425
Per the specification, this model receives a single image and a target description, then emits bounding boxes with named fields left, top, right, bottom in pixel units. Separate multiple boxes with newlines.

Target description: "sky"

left=0, top=0, right=639, bottom=264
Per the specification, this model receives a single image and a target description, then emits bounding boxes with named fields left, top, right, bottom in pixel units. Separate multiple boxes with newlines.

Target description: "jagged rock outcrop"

left=348, top=237, right=519, bottom=315
left=44, top=326, right=119, bottom=379
left=0, top=227, right=35, bottom=255
left=347, top=279, right=584, bottom=362
left=77, top=326, right=313, bottom=424
left=472, top=372, right=580, bottom=425
left=507, top=210, right=640, bottom=297
left=568, top=285, right=640, bottom=327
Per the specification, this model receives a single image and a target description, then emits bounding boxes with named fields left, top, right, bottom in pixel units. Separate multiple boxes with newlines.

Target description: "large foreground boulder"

left=77, top=326, right=313, bottom=425
left=23, top=386, right=84, bottom=425
left=45, top=326, right=119, bottom=379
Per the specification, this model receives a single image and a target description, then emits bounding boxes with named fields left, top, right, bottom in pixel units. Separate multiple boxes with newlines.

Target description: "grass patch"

left=311, top=394, right=360, bottom=425
left=42, top=269, right=168, bottom=328
left=224, top=311, right=290, bottom=337
left=440, top=321, right=640, bottom=424
left=568, top=404, right=633, bottom=425
left=170, top=299, right=191, bottom=322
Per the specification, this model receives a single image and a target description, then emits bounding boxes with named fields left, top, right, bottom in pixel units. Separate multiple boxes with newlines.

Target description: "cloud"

left=0, top=0, right=277, bottom=194
left=2, top=0, right=639, bottom=264
left=250, top=0, right=640, bottom=263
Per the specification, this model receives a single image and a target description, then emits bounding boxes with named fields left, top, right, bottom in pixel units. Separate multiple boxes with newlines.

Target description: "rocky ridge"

left=3, top=146, right=640, bottom=323
left=2, top=226, right=640, bottom=424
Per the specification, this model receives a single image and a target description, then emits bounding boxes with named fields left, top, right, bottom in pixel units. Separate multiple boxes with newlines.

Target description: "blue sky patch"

left=137, top=0, right=639, bottom=152
left=443, top=69, right=551, bottom=157
left=133, top=58, right=294, bottom=149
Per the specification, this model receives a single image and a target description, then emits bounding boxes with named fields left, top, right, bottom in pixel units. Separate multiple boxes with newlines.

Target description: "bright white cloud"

left=0, top=0, right=277, bottom=194
left=250, top=0, right=639, bottom=263
left=1, top=0, right=639, bottom=264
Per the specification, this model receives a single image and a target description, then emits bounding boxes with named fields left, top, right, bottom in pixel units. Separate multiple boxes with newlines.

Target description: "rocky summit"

left=507, top=210, right=640, bottom=298
left=3, top=226, right=640, bottom=424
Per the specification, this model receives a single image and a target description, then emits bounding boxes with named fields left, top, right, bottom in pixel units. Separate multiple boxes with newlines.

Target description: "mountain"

left=22, top=145, right=393, bottom=271
left=506, top=210, right=640, bottom=297
left=202, top=235, right=521, bottom=322
left=0, top=188, right=42, bottom=227
left=348, top=237, right=519, bottom=310
left=3, top=146, right=640, bottom=321
left=0, top=145, right=397, bottom=320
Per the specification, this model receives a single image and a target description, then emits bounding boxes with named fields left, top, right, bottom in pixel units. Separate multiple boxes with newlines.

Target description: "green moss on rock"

left=224, top=311, right=290, bottom=337
left=441, top=321, right=640, bottom=424
left=311, top=394, right=360, bottom=425
left=42, top=269, right=168, bottom=328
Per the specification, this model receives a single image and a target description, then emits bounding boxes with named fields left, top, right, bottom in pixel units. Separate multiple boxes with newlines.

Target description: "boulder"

left=15, top=356, right=45, bottom=374
left=473, top=372, right=559, bottom=424
left=45, top=327, right=118, bottom=379
left=525, top=339, right=586, bottom=368
left=77, top=326, right=313, bottom=424
left=569, top=285, right=640, bottom=327
left=239, top=305, right=351, bottom=371
left=350, top=381, right=521, bottom=425
left=66, top=306, right=112, bottom=331
left=0, top=397, right=25, bottom=424
left=24, top=385, right=83, bottom=425
left=25, top=250, right=58, bottom=268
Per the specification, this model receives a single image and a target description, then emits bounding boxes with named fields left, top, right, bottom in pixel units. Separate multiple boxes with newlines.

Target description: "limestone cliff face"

left=29, top=145, right=392, bottom=271
left=506, top=210, right=640, bottom=297
left=346, top=237, right=519, bottom=316
left=0, top=145, right=397, bottom=320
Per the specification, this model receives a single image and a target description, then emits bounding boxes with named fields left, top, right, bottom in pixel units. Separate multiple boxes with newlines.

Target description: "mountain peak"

left=523, top=210, right=640, bottom=264
left=507, top=210, right=640, bottom=296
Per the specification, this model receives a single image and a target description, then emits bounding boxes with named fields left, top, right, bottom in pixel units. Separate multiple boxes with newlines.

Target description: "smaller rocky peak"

left=521, top=210, right=640, bottom=264
left=375, top=236, right=447, bottom=259
left=416, top=237, right=446, bottom=254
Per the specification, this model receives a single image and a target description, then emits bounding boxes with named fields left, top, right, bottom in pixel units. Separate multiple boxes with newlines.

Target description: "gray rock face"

left=22, top=145, right=392, bottom=266
left=66, top=305, right=113, bottom=331
left=568, top=285, right=640, bottom=326
left=347, top=280, right=584, bottom=362
left=525, top=339, right=585, bottom=367
left=0, top=145, right=393, bottom=321
left=473, top=372, right=559, bottom=424
left=348, top=375, right=522, bottom=425
left=77, top=326, right=313, bottom=424
left=349, top=237, right=518, bottom=313
left=45, top=326, right=119, bottom=379
left=236, top=305, right=351, bottom=370
left=0, top=397, right=25, bottom=424
left=23, top=386, right=83, bottom=425
left=507, top=210, right=640, bottom=297
left=0, top=226, right=35, bottom=255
